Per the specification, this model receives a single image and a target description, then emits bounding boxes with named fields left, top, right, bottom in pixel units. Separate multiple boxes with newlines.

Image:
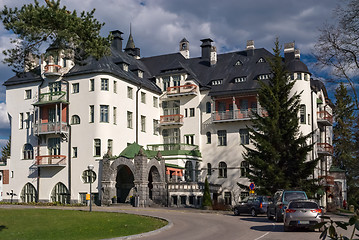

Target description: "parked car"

left=284, top=200, right=324, bottom=232
left=233, top=195, right=269, bottom=217
left=267, top=190, right=308, bottom=222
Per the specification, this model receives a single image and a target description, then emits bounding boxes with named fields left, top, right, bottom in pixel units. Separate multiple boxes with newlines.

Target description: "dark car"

left=267, top=190, right=308, bottom=222
left=233, top=195, right=269, bottom=217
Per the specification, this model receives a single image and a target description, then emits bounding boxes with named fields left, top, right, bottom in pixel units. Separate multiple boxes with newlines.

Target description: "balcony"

left=33, top=122, right=69, bottom=135
left=35, top=155, right=66, bottom=167
left=147, top=143, right=201, bottom=157
left=317, top=111, right=333, bottom=126
left=317, top=143, right=333, bottom=156
left=43, top=64, right=63, bottom=77
left=212, top=108, right=267, bottom=122
left=166, top=84, right=197, bottom=97
left=34, top=91, right=68, bottom=105
left=160, top=114, right=184, bottom=126
left=319, top=175, right=335, bottom=187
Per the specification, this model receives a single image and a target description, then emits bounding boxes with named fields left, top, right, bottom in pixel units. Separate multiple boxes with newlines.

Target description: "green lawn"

left=0, top=208, right=167, bottom=240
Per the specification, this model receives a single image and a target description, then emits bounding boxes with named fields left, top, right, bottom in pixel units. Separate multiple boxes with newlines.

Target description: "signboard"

left=249, top=182, right=255, bottom=191
left=86, top=194, right=90, bottom=200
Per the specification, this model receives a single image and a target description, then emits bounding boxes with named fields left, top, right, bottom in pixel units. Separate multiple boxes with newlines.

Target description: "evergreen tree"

left=240, top=39, right=318, bottom=196
left=202, top=177, right=212, bottom=208
left=0, top=137, right=11, bottom=163
left=0, top=0, right=111, bottom=74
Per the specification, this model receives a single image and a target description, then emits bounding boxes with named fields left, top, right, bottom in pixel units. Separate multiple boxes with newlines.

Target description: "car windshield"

left=289, top=201, right=318, bottom=209
left=283, top=192, right=307, bottom=202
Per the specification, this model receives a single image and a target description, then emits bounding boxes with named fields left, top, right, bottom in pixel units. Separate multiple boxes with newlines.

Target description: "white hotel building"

left=0, top=31, right=343, bottom=208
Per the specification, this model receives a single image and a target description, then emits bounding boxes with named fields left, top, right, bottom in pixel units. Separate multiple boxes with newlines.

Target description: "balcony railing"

left=44, top=64, right=63, bottom=76
left=212, top=108, right=267, bottom=122
left=317, top=143, right=334, bottom=155
left=33, top=122, right=68, bottom=135
left=317, top=111, right=333, bottom=126
left=160, top=114, right=184, bottom=125
left=167, top=84, right=197, bottom=96
left=34, top=91, right=67, bottom=105
left=147, top=143, right=201, bottom=157
left=35, top=155, right=66, bottom=167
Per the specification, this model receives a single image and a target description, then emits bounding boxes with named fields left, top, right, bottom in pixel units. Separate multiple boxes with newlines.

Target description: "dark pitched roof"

left=3, top=70, right=42, bottom=86
left=286, top=59, right=310, bottom=74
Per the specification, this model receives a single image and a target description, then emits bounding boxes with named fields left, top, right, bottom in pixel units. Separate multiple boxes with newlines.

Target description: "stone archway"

left=148, top=166, right=161, bottom=200
left=116, top=165, right=135, bottom=203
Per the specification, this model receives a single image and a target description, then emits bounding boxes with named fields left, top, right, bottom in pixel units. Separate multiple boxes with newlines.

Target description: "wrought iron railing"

left=33, top=122, right=68, bottom=134
left=212, top=108, right=267, bottom=122
left=160, top=114, right=184, bottom=124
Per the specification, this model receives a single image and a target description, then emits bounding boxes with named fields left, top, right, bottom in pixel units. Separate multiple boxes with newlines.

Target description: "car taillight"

left=260, top=203, right=263, bottom=209
left=311, top=209, right=322, bottom=213
left=285, top=209, right=296, bottom=213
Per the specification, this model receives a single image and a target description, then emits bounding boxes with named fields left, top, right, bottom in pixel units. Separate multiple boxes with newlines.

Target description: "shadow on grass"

left=0, top=225, right=8, bottom=231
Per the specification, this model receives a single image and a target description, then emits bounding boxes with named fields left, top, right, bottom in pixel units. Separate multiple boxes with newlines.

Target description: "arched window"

left=185, top=161, right=193, bottom=182
left=71, top=115, right=80, bottom=125
left=207, top=163, right=212, bottom=175
left=240, top=161, right=249, bottom=177
left=23, top=143, right=34, bottom=159
left=51, top=182, right=69, bottom=204
left=206, top=102, right=211, bottom=113
left=218, top=161, right=227, bottom=178
left=21, top=183, right=37, bottom=203
left=206, top=132, right=211, bottom=144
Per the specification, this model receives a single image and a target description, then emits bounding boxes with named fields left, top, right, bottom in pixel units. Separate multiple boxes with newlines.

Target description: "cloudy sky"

left=0, top=0, right=342, bottom=147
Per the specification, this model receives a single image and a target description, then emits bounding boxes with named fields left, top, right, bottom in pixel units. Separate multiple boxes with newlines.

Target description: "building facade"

left=0, top=30, right=340, bottom=208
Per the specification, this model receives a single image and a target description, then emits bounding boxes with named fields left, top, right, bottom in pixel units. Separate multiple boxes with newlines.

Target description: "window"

left=308, top=114, right=311, bottom=125
left=300, top=105, right=306, bottom=124
left=48, top=138, right=60, bottom=155
left=258, top=74, right=270, bottom=80
left=108, top=139, right=113, bottom=155
left=73, top=147, right=78, bottom=158
left=113, top=107, right=117, bottom=124
left=163, top=76, right=170, bottom=91
left=127, top=111, right=133, bottom=128
left=71, top=115, right=80, bottom=125
left=189, top=108, right=195, bottom=117
left=304, top=73, right=309, bottom=81
left=162, top=128, right=180, bottom=145
left=89, top=105, right=94, bottom=123
left=240, top=129, right=249, bottom=145
left=218, top=162, right=227, bottom=178
left=101, top=78, right=109, bottom=91
left=100, top=105, right=109, bottom=122
left=113, top=81, right=117, bottom=93
left=185, top=135, right=194, bottom=145
left=290, top=74, right=295, bottom=80
left=25, top=89, right=32, bottom=99
left=127, top=87, right=133, bottom=99
left=235, top=77, right=247, bottom=83
left=94, top=139, right=101, bottom=156
left=49, top=82, right=61, bottom=92
left=257, top=57, right=265, bottom=63
left=185, top=161, right=193, bottom=182
left=23, top=143, right=34, bottom=159
left=141, top=92, right=146, bottom=104
left=153, top=97, right=158, bottom=108
left=173, top=75, right=180, bottom=86
left=72, top=83, right=79, bottom=93
left=224, top=192, right=232, bottom=205
left=296, top=73, right=302, bottom=80
left=206, top=132, right=211, bottom=144
left=141, top=115, right=146, bottom=132
left=207, top=163, right=212, bottom=175
left=211, top=80, right=223, bottom=85
left=26, top=112, right=30, bottom=129
left=89, top=79, right=94, bottom=91
left=240, top=161, right=249, bottom=177
left=185, top=109, right=188, bottom=117
left=138, top=70, right=143, bottom=78
left=123, top=63, right=128, bottom=71
left=19, top=113, right=24, bottom=129
left=153, top=119, right=159, bottom=135
left=217, top=130, right=227, bottom=146
left=20, top=183, right=36, bottom=203
left=206, top=102, right=211, bottom=113
left=235, top=60, right=242, bottom=66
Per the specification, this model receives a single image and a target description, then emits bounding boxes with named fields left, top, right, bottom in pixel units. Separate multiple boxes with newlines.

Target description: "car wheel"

left=267, top=210, right=273, bottom=220
left=275, top=210, right=282, bottom=222
left=234, top=208, right=240, bottom=216
left=251, top=208, right=257, bottom=217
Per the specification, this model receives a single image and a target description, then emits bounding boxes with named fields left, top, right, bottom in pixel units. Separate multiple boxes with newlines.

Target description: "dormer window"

left=234, top=77, right=247, bottom=83
left=212, top=80, right=223, bottom=86
left=123, top=63, right=129, bottom=72
left=138, top=70, right=143, bottom=78
left=235, top=60, right=242, bottom=66
left=258, top=74, right=270, bottom=80
left=257, top=57, right=265, bottom=63
left=296, top=73, right=302, bottom=80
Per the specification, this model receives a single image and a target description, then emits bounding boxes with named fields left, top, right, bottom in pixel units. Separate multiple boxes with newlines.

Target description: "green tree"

left=202, top=178, right=212, bottom=208
left=0, top=137, right=11, bottom=163
left=0, top=0, right=111, bottom=74
left=240, top=39, right=318, bottom=196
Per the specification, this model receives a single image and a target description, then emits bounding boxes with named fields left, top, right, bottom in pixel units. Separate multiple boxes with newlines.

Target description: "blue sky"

left=0, top=0, right=342, bottom=148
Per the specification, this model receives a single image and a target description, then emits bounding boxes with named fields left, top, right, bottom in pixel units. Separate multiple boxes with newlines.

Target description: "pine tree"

left=0, top=0, right=111, bottom=74
left=202, top=177, right=212, bottom=208
left=241, top=39, right=318, bottom=196
left=0, top=137, right=11, bottom=163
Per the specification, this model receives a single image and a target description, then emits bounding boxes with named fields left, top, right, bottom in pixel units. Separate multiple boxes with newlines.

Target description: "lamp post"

left=88, top=164, right=94, bottom=212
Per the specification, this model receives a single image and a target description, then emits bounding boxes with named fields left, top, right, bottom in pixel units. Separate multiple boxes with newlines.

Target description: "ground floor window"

left=172, top=195, right=178, bottom=205
left=20, top=183, right=36, bottom=203
left=51, top=182, right=69, bottom=204
left=180, top=195, right=187, bottom=205
left=224, top=192, right=232, bottom=205
left=189, top=195, right=195, bottom=205
left=79, top=193, right=87, bottom=205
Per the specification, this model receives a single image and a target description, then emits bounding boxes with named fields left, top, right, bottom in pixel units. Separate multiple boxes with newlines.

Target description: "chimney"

left=295, top=49, right=300, bottom=60
left=201, top=38, right=216, bottom=65
left=210, top=45, right=217, bottom=65
left=284, top=42, right=295, bottom=62
left=111, top=30, right=124, bottom=52
left=246, top=40, right=255, bottom=56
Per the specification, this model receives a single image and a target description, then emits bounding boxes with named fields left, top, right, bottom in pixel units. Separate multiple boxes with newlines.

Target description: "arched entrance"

left=116, top=165, right=134, bottom=203
left=148, top=165, right=163, bottom=204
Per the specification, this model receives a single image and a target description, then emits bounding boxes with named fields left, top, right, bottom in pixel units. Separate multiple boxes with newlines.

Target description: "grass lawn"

left=0, top=208, right=167, bottom=240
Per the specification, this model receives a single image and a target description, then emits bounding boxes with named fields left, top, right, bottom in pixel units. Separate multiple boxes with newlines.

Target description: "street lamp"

left=88, top=164, right=94, bottom=212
